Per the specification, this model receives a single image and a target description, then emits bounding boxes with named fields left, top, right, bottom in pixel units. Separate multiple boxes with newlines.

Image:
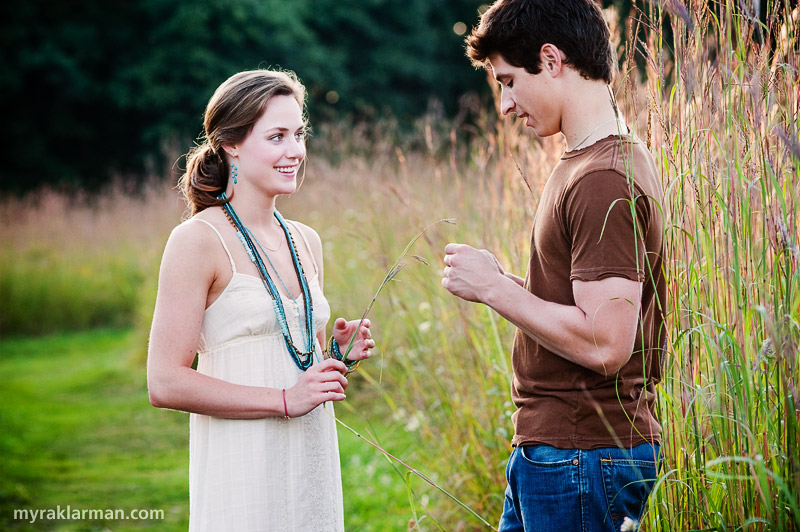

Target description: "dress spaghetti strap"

left=287, top=220, right=319, bottom=276
left=192, top=218, right=237, bottom=273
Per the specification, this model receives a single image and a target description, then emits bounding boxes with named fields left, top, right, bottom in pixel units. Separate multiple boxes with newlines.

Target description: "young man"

left=441, top=1, right=666, bottom=530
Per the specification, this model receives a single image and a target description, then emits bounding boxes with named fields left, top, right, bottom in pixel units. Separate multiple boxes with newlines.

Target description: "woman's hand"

left=332, top=317, right=375, bottom=362
left=285, top=358, right=349, bottom=417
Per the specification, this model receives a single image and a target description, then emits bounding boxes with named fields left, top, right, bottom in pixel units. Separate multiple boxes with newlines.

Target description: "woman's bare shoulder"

left=163, top=209, right=229, bottom=264
left=288, top=219, right=321, bottom=247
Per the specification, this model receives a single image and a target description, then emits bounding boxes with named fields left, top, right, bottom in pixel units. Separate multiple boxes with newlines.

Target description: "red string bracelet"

left=282, top=389, right=290, bottom=419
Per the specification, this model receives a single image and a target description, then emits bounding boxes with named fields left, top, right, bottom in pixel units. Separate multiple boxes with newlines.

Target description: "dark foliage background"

left=2, top=0, right=785, bottom=192
left=1, top=0, right=491, bottom=191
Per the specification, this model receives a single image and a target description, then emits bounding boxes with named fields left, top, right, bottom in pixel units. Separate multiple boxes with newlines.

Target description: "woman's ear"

left=221, top=145, right=238, bottom=159
left=540, top=44, right=564, bottom=76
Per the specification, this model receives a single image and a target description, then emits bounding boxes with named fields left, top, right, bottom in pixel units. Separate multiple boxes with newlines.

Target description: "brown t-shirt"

left=510, top=134, right=666, bottom=449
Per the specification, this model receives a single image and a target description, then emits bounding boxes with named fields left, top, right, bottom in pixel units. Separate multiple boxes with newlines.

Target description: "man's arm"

left=442, top=243, right=641, bottom=376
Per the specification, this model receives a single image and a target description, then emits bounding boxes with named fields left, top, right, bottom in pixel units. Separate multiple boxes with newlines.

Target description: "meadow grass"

left=1, top=1, right=798, bottom=530
left=0, top=183, right=183, bottom=337
left=0, top=328, right=416, bottom=531
left=632, top=2, right=799, bottom=530
left=0, top=328, right=189, bottom=531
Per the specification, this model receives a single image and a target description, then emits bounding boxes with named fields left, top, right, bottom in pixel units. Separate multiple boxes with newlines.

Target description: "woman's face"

left=233, top=94, right=306, bottom=196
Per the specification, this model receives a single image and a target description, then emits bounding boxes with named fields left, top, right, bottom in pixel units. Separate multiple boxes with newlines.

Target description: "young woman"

left=147, top=69, right=374, bottom=532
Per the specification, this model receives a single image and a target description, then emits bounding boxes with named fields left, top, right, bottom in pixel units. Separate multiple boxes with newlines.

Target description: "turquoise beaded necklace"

left=218, top=193, right=316, bottom=370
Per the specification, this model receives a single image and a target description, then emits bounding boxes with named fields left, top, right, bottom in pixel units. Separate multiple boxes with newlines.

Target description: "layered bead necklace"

left=218, top=193, right=316, bottom=370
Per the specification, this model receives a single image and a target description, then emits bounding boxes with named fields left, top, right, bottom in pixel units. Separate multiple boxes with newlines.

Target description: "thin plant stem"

left=341, top=218, right=456, bottom=359
left=329, top=410, right=500, bottom=531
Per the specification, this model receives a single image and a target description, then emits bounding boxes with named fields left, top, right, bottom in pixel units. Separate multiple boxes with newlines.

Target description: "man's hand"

left=441, top=243, right=506, bottom=303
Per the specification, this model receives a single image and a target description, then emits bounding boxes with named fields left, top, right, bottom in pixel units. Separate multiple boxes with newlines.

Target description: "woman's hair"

left=179, top=69, right=306, bottom=216
left=466, top=0, right=615, bottom=84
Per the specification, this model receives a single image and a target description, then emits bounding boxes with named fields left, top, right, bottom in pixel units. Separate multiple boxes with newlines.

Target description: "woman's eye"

left=269, top=134, right=283, bottom=142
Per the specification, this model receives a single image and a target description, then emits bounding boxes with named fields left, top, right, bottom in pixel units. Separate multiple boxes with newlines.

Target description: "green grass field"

left=0, top=328, right=425, bottom=532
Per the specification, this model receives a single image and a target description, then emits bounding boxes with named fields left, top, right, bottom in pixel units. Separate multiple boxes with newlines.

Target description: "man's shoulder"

left=559, top=134, right=660, bottom=196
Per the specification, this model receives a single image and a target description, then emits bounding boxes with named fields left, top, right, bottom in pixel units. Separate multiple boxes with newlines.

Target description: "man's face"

left=489, top=53, right=560, bottom=138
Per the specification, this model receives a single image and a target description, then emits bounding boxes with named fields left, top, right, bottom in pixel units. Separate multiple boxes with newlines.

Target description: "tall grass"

left=1, top=1, right=797, bottom=530
left=636, top=1, right=800, bottom=529
left=0, top=183, right=183, bottom=336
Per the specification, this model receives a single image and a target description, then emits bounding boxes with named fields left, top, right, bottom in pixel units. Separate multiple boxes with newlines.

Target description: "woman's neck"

left=226, top=191, right=279, bottom=233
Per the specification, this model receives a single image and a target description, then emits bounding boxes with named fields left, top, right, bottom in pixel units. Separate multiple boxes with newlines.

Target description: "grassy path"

left=0, top=328, right=418, bottom=531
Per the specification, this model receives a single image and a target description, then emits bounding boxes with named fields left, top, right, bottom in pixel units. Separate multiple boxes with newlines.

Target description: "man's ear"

left=540, top=44, right=565, bottom=76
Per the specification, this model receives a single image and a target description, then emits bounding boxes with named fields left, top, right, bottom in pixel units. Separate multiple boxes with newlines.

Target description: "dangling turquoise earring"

left=230, top=163, right=238, bottom=184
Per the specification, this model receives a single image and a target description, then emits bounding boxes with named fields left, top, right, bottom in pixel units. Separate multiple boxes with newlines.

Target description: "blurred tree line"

left=2, top=0, right=788, bottom=192
left=1, top=0, right=489, bottom=192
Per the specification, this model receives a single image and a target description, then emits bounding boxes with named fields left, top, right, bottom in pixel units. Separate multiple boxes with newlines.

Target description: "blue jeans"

left=498, top=443, right=660, bottom=532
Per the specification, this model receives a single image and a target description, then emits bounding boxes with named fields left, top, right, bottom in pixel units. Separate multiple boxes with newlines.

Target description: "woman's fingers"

left=286, top=366, right=348, bottom=417
left=316, top=357, right=348, bottom=373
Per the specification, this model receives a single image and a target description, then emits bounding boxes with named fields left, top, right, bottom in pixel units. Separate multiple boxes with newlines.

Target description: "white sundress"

left=188, top=218, right=343, bottom=532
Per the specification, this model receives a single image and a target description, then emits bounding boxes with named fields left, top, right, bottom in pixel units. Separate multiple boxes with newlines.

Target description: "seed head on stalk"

left=339, top=218, right=456, bottom=363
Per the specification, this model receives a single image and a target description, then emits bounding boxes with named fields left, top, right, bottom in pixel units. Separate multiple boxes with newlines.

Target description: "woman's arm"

left=146, top=220, right=348, bottom=419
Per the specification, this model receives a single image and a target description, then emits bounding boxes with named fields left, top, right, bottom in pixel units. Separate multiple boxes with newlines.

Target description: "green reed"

left=338, top=217, right=456, bottom=364
left=637, top=1, right=799, bottom=529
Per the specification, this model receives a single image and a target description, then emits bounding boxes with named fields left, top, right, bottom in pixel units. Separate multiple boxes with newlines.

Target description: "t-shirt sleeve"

left=563, top=169, right=649, bottom=282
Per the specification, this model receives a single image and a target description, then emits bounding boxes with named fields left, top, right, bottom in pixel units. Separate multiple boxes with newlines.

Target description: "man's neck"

left=559, top=74, right=622, bottom=151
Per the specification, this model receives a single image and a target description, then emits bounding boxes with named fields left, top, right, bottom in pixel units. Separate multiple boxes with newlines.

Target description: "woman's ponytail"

left=179, top=143, right=229, bottom=217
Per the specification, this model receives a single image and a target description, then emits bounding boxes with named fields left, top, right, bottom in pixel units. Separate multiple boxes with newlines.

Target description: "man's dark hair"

left=466, top=0, right=616, bottom=84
